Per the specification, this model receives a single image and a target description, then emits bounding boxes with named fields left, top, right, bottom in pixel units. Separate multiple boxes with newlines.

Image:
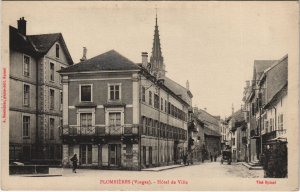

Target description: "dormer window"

left=56, top=44, right=60, bottom=58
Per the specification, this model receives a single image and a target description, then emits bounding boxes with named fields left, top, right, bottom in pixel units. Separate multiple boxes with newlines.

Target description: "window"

left=279, top=114, right=284, bottom=130
left=56, top=44, right=60, bottom=58
left=265, top=120, right=269, bottom=133
left=49, top=118, right=54, bottom=140
left=50, top=89, right=55, bottom=109
left=165, top=100, right=167, bottom=112
left=109, top=112, right=121, bottom=127
left=154, top=94, right=159, bottom=109
left=161, top=98, right=163, bottom=111
left=109, top=84, right=120, bottom=101
left=142, top=87, right=146, bottom=102
left=50, top=62, right=54, bottom=81
left=149, top=91, right=152, bottom=105
left=23, top=55, right=30, bottom=77
left=80, top=85, right=92, bottom=102
left=60, top=91, right=63, bottom=111
left=23, top=84, right=30, bottom=106
left=23, top=116, right=30, bottom=137
left=269, top=118, right=273, bottom=132
left=80, top=113, right=92, bottom=127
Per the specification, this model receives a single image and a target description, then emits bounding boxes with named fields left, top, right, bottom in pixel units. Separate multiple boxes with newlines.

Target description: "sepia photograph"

left=1, top=1, right=299, bottom=191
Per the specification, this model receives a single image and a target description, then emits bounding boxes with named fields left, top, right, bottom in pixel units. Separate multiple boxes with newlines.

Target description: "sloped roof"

left=60, top=50, right=140, bottom=73
left=264, top=55, right=288, bottom=104
left=253, top=60, right=277, bottom=79
left=204, top=127, right=221, bottom=137
left=264, top=83, right=287, bottom=109
left=9, top=26, right=36, bottom=55
left=197, top=108, right=220, bottom=127
left=10, top=26, right=73, bottom=64
left=28, top=33, right=73, bottom=64
left=163, top=76, right=193, bottom=105
left=231, top=109, right=244, bottom=123
left=28, top=33, right=61, bottom=53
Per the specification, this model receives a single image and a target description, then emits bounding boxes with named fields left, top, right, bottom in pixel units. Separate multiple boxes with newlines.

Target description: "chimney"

left=17, top=17, right=27, bottom=36
left=80, top=47, right=87, bottom=62
left=186, top=80, right=190, bottom=90
left=204, top=108, right=207, bottom=111
left=141, top=52, right=148, bottom=68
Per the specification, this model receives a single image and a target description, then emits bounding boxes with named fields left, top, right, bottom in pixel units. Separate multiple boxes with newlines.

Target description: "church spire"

left=150, top=10, right=165, bottom=78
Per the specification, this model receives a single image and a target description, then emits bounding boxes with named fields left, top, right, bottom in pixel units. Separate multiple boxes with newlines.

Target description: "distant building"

left=226, top=110, right=247, bottom=162
left=194, top=108, right=221, bottom=157
left=59, top=16, right=192, bottom=170
left=9, top=17, right=73, bottom=164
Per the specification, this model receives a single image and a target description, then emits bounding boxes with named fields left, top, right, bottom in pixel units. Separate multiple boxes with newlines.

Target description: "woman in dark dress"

left=70, top=154, right=78, bottom=173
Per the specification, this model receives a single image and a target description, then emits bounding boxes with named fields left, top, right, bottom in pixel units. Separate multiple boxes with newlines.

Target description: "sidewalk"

left=141, top=164, right=185, bottom=172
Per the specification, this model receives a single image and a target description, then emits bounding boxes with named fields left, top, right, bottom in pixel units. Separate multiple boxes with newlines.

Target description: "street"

left=49, top=158, right=263, bottom=179
left=8, top=158, right=266, bottom=190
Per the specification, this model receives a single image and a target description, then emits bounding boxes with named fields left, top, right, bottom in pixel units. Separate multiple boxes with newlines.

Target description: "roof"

left=28, top=33, right=73, bottom=64
left=254, top=60, right=277, bottom=79
left=28, top=33, right=61, bottom=53
left=264, top=55, right=288, bottom=104
left=163, top=76, right=193, bottom=105
left=10, top=25, right=73, bottom=64
left=9, top=26, right=36, bottom=55
left=264, top=83, right=287, bottom=109
left=204, top=127, right=221, bottom=137
left=196, top=108, right=220, bottom=127
left=60, top=50, right=140, bottom=73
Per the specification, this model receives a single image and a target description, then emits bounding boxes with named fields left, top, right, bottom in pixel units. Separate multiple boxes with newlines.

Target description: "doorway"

left=80, top=145, right=92, bottom=165
left=109, top=144, right=121, bottom=167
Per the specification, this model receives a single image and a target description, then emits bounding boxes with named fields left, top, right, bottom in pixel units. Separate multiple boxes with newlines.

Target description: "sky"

left=3, top=1, right=298, bottom=118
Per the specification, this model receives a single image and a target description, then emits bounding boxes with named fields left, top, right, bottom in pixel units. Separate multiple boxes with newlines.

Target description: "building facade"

left=9, top=18, right=73, bottom=164
left=59, top=17, right=192, bottom=170
left=242, top=55, right=288, bottom=165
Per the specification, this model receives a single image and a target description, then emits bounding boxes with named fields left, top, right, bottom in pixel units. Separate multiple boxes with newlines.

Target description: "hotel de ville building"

left=59, top=16, right=193, bottom=170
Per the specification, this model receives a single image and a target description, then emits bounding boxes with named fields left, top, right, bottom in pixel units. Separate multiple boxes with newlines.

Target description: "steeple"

left=150, top=10, right=165, bottom=78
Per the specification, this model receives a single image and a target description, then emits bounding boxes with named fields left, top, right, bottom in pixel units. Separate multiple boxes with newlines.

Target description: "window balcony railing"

left=61, top=125, right=139, bottom=136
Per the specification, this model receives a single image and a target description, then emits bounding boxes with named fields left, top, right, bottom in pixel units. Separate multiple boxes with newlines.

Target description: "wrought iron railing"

left=61, top=125, right=139, bottom=136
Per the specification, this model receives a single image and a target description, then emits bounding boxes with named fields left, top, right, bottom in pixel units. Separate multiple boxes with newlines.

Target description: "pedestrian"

left=70, top=154, right=78, bottom=173
left=210, top=152, right=213, bottom=162
left=183, top=153, right=187, bottom=165
left=214, top=152, right=217, bottom=162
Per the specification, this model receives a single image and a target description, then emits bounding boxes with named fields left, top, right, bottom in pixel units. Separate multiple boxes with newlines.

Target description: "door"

left=149, top=147, right=152, bottom=165
left=80, top=145, right=92, bottom=165
left=143, top=146, right=146, bottom=166
left=109, top=144, right=121, bottom=167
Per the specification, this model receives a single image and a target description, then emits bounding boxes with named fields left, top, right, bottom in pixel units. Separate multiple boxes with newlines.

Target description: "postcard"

left=1, top=1, right=299, bottom=191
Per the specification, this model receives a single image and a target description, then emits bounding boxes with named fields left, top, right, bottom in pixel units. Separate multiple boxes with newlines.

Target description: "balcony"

left=262, top=129, right=287, bottom=142
left=61, top=125, right=139, bottom=137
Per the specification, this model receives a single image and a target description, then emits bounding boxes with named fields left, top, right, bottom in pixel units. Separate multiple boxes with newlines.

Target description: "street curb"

left=242, top=162, right=263, bottom=170
left=142, top=165, right=185, bottom=172
left=20, top=174, right=63, bottom=177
